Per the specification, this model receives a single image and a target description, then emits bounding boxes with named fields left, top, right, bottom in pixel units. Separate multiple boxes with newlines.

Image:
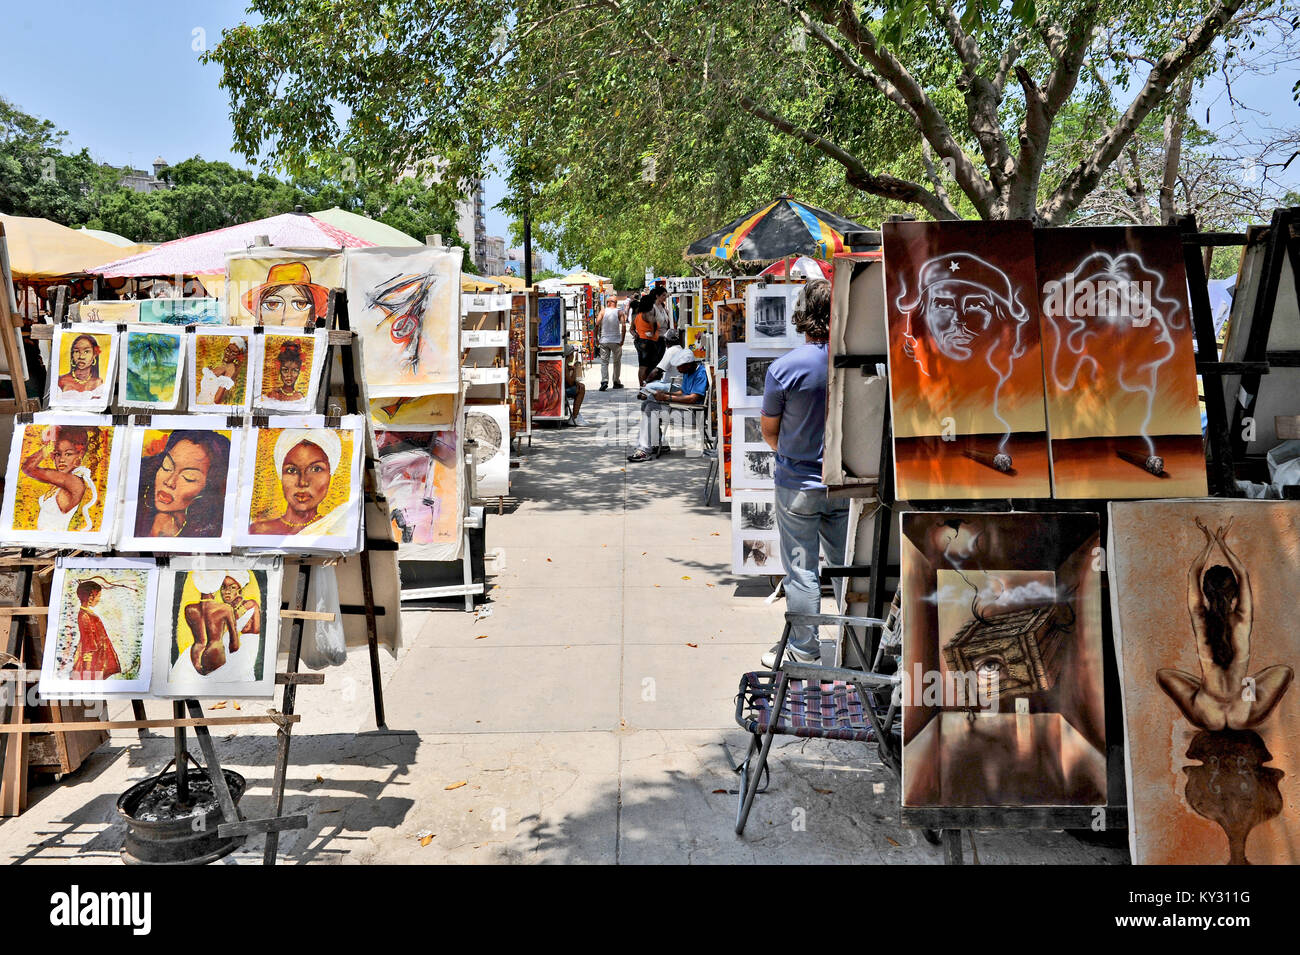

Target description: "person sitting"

left=626, top=347, right=706, bottom=463
left=563, top=344, right=588, bottom=426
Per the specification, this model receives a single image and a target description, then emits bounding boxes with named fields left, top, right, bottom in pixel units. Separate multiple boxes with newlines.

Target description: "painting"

left=346, top=246, right=460, bottom=397
left=119, top=326, right=185, bottom=410
left=79, top=300, right=139, bottom=323
left=118, top=415, right=243, bottom=553
left=367, top=393, right=457, bottom=430
left=226, top=250, right=343, bottom=326
left=884, top=220, right=1051, bottom=499
left=900, top=511, right=1106, bottom=807
left=465, top=404, right=509, bottom=498
left=533, top=355, right=565, bottom=419
left=152, top=557, right=282, bottom=699
left=1036, top=226, right=1207, bottom=498
left=745, top=284, right=803, bottom=348
left=375, top=428, right=462, bottom=561
left=537, top=296, right=563, bottom=349
left=38, top=558, right=157, bottom=699
left=252, top=328, right=327, bottom=413
left=507, top=293, right=530, bottom=435
left=0, top=413, right=123, bottom=550
left=701, top=276, right=733, bottom=326
left=1109, top=500, right=1300, bottom=865
left=139, top=298, right=223, bottom=325
left=731, top=490, right=784, bottom=575
left=234, top=415, right=365, bottom=552
left=49, top=323, right=119, bottom=411
left=726, top=343, right=787, bottom=409
left=720, top=373, right=733, bottom=501
left=188, top=328, right=253, bottom=413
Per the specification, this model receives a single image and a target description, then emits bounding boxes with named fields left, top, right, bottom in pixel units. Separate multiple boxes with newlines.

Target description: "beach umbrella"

left=310, top=207, right=423, bottom=247
left=1, top=214, right=128, bottom=279
left=488, top=274, right=526, bottom=290
left=685, top=195, right=870, bottom=263
left=759, top=255, right=833, bottom=280
left=560, top=269, right=610, bottom=286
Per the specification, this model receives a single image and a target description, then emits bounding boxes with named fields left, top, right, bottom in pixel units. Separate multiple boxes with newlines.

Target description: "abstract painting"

left=234, top=415, right=365, bottom=553
left=367, top=393, right=457, bottom=430
left=139, top=298, right=224, bottom=325
left=119, top=326, right=185, bottom=410
left=188, top=328, right=253, bottom=413
left=900, top=511, right=1106, bottom=807
left=346, top=246, right=460, bottom=397
left=152, top=557, right=282, bottom=699
left=745, top=284, right=802, bottom=348
left=226, top=250, right=343, bottom=326
left=537, top=296, right=563, bottom=349
left=38, top=557, right=157, bottom=699
left=375, top=428, right=462, bottom=561
left=0, top=413, right=123, bottom=550
left=252, top=328, right=327, bottom=413
left=731, top=489, right=784, bottom=575
left=465, top=404, right=509, bottom=498
left=884, top=220, right=1051, bottom=499
left=1109, top=500, right=1300, bottom=865
left=49, top=323, right=119, bottom=411
left=117, top=415, right=243, bottom=553
left=1036, top=226, right=1207, bottom=498
left=533, top=355, right=565, bottom=419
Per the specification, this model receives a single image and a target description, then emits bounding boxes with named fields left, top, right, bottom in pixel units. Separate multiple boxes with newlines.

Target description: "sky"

left=1, top=2, right=1295, bottom=259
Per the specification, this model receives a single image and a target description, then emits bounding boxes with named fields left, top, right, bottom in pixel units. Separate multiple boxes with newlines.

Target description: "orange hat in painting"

left=242, top=262, right=331, bottom=317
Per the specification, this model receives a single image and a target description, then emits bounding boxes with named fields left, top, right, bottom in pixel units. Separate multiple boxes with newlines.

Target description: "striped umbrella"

left=685, top=195, right=870, bottom=263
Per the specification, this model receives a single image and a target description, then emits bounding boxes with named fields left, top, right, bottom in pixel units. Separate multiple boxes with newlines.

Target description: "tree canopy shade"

left=205, top=0, right=1296, bottom=274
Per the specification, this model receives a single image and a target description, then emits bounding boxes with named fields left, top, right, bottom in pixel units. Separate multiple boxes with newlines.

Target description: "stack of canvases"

left=4, top=306, right=365, bottom=703
left=726, top=280, right=804, bottom=575
left=872, top=220, right=1300, bottom=864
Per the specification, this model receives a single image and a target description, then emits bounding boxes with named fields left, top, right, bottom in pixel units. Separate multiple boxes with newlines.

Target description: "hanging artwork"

left=533, top=355, right=565, bottom=419
left=537, top=296, right=563, bottom=349
left=119, top=326, right=185, bottom=410
left=117, top=415, right=243, bottom=553
left=727, top=343, right=788, bottom=410
left=731, top=489, right=783, bottom=575
left=375, top=428, right=462, bottom=561
left=38, top=557, right=158, bottom=699
left=1109, top=500, right=1300, bottom=865
left=884, top=220, right=1051, bottom=499
left=745, top=284, right=803, bottom=348
left=48, top=323, right=119, bottom=411
left=720, top=373, right=733, bottom=501
left=0, top=413, right=123, bottom=550
left=701, top=277, right=733, bottom=326
left=139, top=298, right=224, bottom=325
left=464, top=404, right=509, bottom=498
left=79, top=300, right=140, bottom=324
left=367, top=394, right=457, bottom=430
left=252, top=328, right=328, bottom=413
left=152, top=557, right=282, bottom=699
left=730, top=409, right=775, bottom=490
left=346, top=246, right=460, bottom=397
left=188, top=327, right=253, bottom=413
left=226, top=249, right=343, bottom=326
left=507, top=293, right=530, bottom=435
left=899, top=510, right=1106, bottom=807
left=1036, top=226, right=1207, bottom=498
left=234, top=415, right=365, bottom=552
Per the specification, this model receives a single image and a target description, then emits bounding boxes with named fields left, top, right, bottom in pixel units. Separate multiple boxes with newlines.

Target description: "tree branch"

left=936, top=1, right=1013, bottom=193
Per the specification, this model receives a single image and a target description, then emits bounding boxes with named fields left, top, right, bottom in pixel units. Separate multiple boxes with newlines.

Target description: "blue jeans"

left=775, top=484, right=850, bottom=656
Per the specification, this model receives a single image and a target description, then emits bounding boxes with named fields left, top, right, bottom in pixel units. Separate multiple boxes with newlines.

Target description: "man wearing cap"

left=626, top=346, right=706, bottom=463
left=563, top=344, right=589, bottom=426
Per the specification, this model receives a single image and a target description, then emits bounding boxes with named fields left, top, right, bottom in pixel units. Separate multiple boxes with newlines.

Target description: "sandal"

left=626, top=448, right=655, bottom=463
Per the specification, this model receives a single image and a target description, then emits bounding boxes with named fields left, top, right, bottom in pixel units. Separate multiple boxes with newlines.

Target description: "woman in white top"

left=22, top=425, right=98, bottom=533
left=197, top=337, right=247, bottom=405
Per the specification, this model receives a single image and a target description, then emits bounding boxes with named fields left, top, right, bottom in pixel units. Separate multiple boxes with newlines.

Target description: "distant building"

left=119, top=156, right=170, bottom=193
left=454, top=179, right=487, bottom=270
left=506, top=247, right=544, bottom=275
left=483, top=235, right=507, bottom=276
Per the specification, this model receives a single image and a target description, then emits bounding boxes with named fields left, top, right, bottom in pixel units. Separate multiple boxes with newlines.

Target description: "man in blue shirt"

left=627, top=347, right=707, bottom=462
left=759, top=279, right=848, bottom=666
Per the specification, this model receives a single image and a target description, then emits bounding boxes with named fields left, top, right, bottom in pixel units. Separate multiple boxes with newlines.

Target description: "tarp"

left=310, top=207, right=423, bottom=247
left=1, top=213, right=129, bottom=279
left=685, top=195, right=871, bottom=263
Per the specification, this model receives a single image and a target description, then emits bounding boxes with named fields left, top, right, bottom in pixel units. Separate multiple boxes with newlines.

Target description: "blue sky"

left=1, top=1, right=1295, bottom=258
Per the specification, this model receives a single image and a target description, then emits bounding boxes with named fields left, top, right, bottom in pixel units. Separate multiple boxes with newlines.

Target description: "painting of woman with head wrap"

left=254, top=329, right=327, bottom=413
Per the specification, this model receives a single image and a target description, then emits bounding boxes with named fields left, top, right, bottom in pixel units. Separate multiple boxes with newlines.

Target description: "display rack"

left=461, top=291, right=512, bottom=509
left=507, top=291, right=535, bottom=449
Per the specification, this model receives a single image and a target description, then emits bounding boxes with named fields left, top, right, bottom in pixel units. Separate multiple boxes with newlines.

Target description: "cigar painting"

left=1035, top=226, right=1207, bottom=498
left=883, top=220, right=1052, bottom=500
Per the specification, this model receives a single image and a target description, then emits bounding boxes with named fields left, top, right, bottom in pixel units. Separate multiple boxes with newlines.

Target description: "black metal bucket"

left=117, top=755, right=247, bottom=865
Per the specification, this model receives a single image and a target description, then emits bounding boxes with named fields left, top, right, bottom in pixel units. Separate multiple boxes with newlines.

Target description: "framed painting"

left=1036, top=226, right=1207, bottom=498
left=533, top=355, right=565, bottom=419
left=252, top=328, right=327, bottom=414
left=48, top=323, right=119, bottom=411
left=900, top=510, right=1106, bottom=807
left=117, top=415, right=244, bottom=553
left=119, top=325, right=185, bottom=411
left=225, top=249, right=343, bottom=326
left=187, top=327, right=253, bottom=413
left=375, top=428, right=462, bottom=561
left=883, top=220, right=1051, bottom=499
left=1109, top=500, right=1300, bottom=865
left=38, top=557, right=158, bottom=700
left=234, top=415, right=365, bottom=552
left=0, top=413, right=123, bottom=550
left=537, top=296, right=563, bottom=349
left=744, top=283, right=803, bottom=348
left=726, top=342, right=787, bottom=410
left=731, top=489, right=784, bottom=575
left=139, top=298, right=224, bottom=325
left=345, top=246, right=460, bottom=397
left=152, top=556, right=282, bottom=699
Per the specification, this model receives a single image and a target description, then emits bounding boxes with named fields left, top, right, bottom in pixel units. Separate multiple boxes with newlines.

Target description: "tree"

left=0, top=96, right=112, bottom=224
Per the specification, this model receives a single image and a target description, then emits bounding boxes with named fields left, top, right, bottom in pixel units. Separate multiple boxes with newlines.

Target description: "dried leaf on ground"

left=445, top=780, right=468, bottom=791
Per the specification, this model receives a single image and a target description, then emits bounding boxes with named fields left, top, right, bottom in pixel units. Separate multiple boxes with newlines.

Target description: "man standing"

left=759, top=280, right=847, bottom=667
left=597, top=295, right=626, bottom=391
left=626, top=348, right=706, bottom=463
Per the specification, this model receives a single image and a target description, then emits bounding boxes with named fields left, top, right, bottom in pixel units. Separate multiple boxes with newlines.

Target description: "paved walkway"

left=0, top=346, right=1126, bottom=864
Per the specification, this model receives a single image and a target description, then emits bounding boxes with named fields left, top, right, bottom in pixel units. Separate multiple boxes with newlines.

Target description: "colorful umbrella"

left=685, top=195, right=870, bottom=263
left=759, top=255, right=833, bottom=281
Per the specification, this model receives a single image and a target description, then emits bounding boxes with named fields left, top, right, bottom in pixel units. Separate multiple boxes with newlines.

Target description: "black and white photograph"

left=739, top=500, right=775, bottom=530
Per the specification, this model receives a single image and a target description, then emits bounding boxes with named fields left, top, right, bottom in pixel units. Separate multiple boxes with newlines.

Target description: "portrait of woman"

left=21, top=425, right=98, bottom=533
left=196, top=336, right=247, bottom=406
left=67, top=577, right=122, bottom=680
left=263, top=339, right=305, bottom=403
left=221, top=571, right=261, bottom=638
left=133, top=430, right=232, bottom=539
left=57, top=334, right=105, bottom=395
left=249, top=429, right=343, bottom=536
left=242, top=262, right=330, bottom=326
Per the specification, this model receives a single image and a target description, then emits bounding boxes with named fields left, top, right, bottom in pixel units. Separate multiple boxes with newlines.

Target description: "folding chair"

left=665, top=365, right=715, bottom=456
left=731, top=608, right=902, bottom=836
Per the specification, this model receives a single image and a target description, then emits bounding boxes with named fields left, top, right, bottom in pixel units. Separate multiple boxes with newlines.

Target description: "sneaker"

left=761, top=645, right=820, bottom=669
left=612, top=382, right=624, bottom=389
left=599, top=383, right=608, bottom=391
left=572, top=414, right=590, bottom=426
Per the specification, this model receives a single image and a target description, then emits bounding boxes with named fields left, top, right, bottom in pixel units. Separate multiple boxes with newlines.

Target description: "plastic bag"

left=299, top=565, right=347, bottom=670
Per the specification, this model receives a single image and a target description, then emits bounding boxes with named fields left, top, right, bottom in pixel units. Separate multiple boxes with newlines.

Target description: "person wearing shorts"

left=632, top=296, right=663, bottom=387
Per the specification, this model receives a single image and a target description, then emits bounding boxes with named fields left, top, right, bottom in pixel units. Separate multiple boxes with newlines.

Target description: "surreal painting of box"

left=1036, top=226, right=1207, bottom=499
left=1109, top=500, right=1299, bottom=865
left=883, top=220, right=1051, bottom=499
left=899, top=511, right=1106, bottom=807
